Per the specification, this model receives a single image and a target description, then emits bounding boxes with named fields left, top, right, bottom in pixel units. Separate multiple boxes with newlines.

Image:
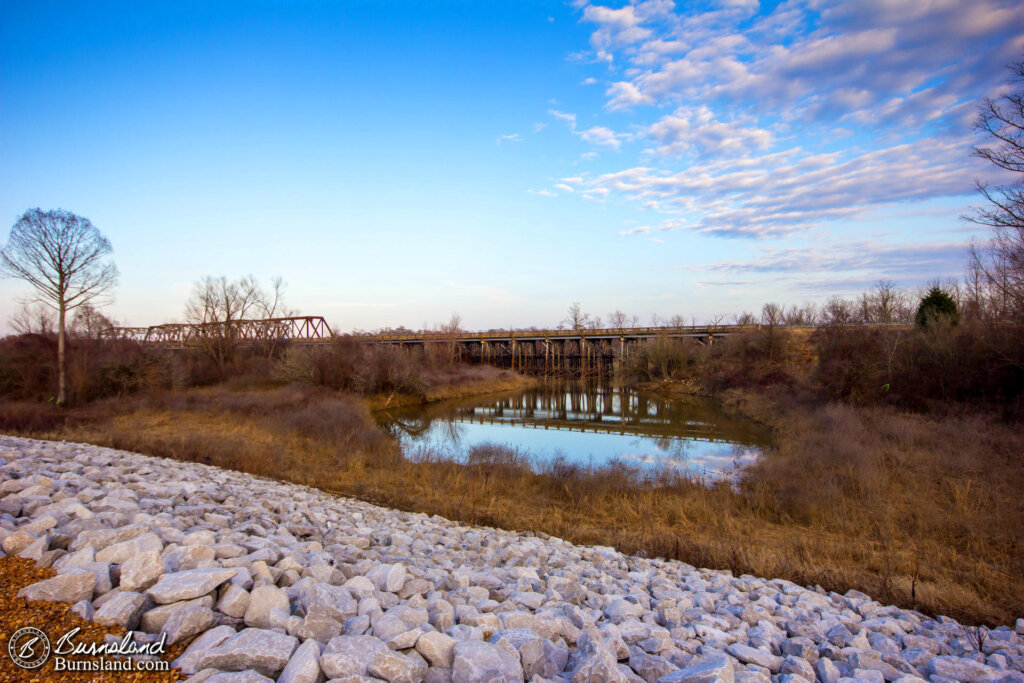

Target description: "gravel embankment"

left=1, top=434, right=1022, bottom=683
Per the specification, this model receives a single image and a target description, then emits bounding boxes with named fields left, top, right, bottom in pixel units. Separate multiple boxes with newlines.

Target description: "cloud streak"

left=696, top=240, right=969, bottom=279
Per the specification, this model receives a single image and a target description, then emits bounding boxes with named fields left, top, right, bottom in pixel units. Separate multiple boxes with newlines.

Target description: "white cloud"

left=619, top=226, right=651, bottom=236
left=549, top=109, right=629, bottom=150
left=549, top=110, right=577, bottom=127
left=605, top=81, right=656, bottom=110
left=496, top=133, right=522, bottom=145
left=580, top=125, right=624, bottom=149
left=645, top=106, right=773, bottom=157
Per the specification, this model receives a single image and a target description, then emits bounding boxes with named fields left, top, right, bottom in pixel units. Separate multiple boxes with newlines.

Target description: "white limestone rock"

left=18, top=568, right=96, bottom=603
left=146, top=568, right=237, bottom=604
left=198, top=627, right=299, bottom=678
left=119, top=549, right=166, bottom=592
left=278, top=638, right=325, bottom=683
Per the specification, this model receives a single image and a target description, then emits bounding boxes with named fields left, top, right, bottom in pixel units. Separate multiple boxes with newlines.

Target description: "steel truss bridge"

left=103, top=316, right=334, bottom=345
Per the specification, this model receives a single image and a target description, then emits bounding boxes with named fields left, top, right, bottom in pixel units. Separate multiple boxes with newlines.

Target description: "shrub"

left=620, top=335, right=694, bottom=382
left=278, top=336, right=430, bottom=396
left=0, top=334, right=56, bottom=400
left=916, top=287, right=959, bottom=327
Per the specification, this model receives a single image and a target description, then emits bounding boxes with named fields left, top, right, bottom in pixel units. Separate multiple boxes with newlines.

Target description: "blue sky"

left=2, top=0, right=1022, bottom=332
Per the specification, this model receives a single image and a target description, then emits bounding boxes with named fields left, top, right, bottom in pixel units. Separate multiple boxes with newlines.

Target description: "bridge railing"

left=355, top=324, right=764, bottom=343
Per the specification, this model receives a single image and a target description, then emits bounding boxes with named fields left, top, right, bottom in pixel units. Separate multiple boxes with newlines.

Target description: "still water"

left=375, top=383, right=770, bottom=481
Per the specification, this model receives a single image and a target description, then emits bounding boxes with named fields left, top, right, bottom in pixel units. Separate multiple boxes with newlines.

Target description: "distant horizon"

left=3, top=1, right=1022, bottom=334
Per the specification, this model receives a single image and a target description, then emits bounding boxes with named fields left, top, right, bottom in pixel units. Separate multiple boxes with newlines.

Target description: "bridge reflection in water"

left=376, top=383, right=770, bottom=480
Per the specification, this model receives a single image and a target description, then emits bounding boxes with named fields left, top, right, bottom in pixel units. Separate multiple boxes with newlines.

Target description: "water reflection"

left=376, top=383, right=769, bottom=480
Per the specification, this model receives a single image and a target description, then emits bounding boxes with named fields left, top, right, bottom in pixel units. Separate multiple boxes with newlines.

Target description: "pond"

left=375, top=382, right=770, bottom=481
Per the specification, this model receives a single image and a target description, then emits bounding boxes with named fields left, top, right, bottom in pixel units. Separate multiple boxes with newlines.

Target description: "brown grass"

left=5, top=379, right=1022, bottom=627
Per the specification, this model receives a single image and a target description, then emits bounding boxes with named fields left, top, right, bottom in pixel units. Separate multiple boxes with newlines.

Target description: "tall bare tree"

left=1, top=209, right=118, bottom=404
left=966, top=59, right=1024, bottom=320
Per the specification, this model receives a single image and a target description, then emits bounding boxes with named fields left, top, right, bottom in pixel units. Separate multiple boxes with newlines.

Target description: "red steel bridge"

left=103, top=316, right=335, bottom=345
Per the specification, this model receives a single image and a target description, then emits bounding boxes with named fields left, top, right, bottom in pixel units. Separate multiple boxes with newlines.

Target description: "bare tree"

left=734, top=311, right=757, bottom=325
left=821, top=296, right=854, bottom=325
left=872, top=280, right=901, bottom=323
left=761, top=302, right=784, bottom=326
left=857, top=292, right=873, bottom=323
left=784, top=302, right=819, bottom=326
left=965, top=59, right=1024, bottom=320
left=438, top=312, right=463, bottom=365
left=608, top=310, right=629, bottom=329
left=264, top=276, right=293, bottom=319
left=563, top=302, right=590, bottom=330
left=70, top=303, right=116, bottom=339
left=185, top=275, right=283, bottom=373
left=761, top=302, right=786, bottom=362
left=9, top=302, right=56, bottom=335
left=1, top=209, right=118, bottom=404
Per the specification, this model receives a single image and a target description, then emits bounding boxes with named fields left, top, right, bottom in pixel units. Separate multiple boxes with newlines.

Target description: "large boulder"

left=198, top=627, right=299, bottom=678
left=119, top=549, right=165, bottom=592
left=161, top=603, right=217, bottom=646
left=452, top=640, right=523, bottom=683
left=171, top=624, right=237, bottom=675
left=277, top=639, right=325, bottom=683
left=320, top=635, right=390, bottom=679
left=146, top=568, right=237, bottom=604
left=244, top=584, right=290, bottom=628
left=18, top=569, right=96, bottom=603
left=93, top=591, right=148, bottom=630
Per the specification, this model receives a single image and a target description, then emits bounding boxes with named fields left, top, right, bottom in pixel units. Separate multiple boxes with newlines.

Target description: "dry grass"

left=6, top=379, right=1021, bottom=627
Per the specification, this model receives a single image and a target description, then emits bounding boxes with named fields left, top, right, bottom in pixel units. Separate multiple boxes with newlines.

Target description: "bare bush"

left=184, top=275, right=291, bottom=375
left=9, top=303, right=55, bottom=336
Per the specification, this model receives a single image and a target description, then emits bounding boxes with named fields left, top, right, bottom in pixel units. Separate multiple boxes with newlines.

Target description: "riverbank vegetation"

left=1, top=303, right=1023, bottom=625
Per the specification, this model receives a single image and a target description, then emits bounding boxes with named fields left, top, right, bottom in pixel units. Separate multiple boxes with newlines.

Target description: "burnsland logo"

left=7, top=626, right=171, bottom=674
left=7, top=627, right=51, bottom=670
